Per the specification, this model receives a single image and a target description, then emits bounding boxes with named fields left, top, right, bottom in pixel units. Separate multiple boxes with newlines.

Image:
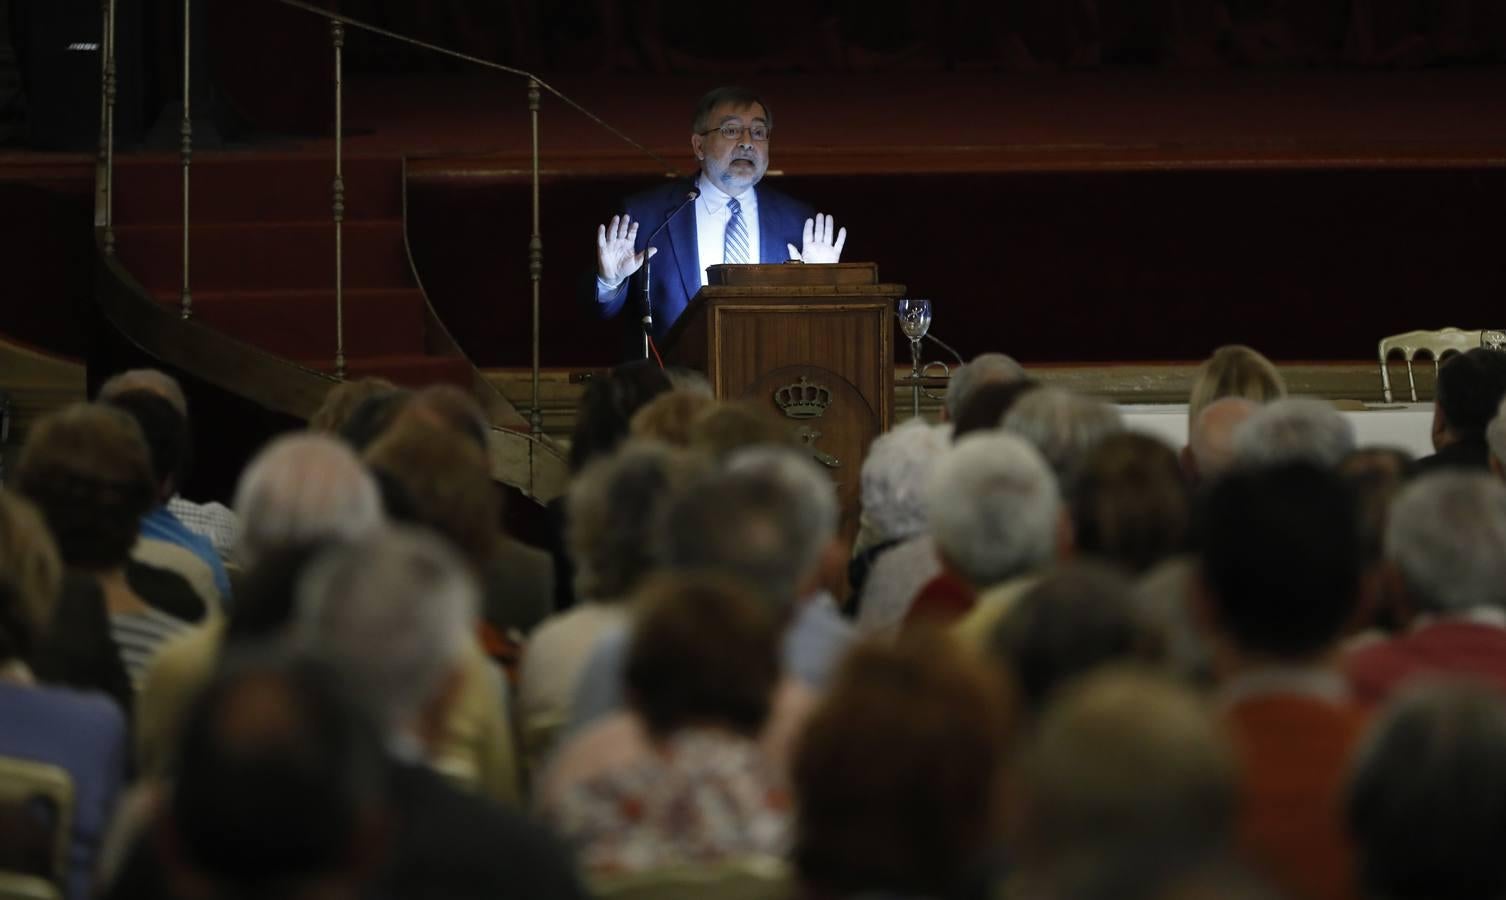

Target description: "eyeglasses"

left=699, top=122, right=770, bottom=142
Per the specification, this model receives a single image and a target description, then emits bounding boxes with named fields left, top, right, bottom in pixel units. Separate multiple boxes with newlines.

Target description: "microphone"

left=638, top=188, right=700, bottom=359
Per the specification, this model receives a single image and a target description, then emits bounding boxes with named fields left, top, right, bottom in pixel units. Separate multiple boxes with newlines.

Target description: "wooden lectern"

left=662, top=262, right=906, bottom=577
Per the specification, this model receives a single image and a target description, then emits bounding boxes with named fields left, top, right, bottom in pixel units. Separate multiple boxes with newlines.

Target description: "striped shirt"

left=110, top=608, right=194, bottom=690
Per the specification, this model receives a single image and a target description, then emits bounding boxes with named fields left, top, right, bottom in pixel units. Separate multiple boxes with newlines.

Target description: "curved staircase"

left=98, top=150, right=567, bottom=501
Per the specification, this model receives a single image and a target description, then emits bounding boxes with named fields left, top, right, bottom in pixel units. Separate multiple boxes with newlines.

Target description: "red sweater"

left=1345, top=621, right=1506, bottom=706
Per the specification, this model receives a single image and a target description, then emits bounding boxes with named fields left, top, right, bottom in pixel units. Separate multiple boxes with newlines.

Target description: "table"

left=1119, top=403, right=1435, bottom=459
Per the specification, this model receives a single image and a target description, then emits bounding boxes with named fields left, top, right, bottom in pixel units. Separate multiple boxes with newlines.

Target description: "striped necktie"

left=724, top=197, right=751, bottom=265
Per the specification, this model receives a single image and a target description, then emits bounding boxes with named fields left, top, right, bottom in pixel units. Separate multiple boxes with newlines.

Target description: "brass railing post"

left=332, top=21, right=347, bottom=380
left=179, top=0, right=193, bottom=319
left=528, top=79, right=543, bottom=434
left=97, top=0, right=117, bottom=254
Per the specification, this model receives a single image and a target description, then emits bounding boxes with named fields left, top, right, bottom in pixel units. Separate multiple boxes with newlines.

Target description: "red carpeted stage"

left=4, top=65, right=1506, bottom=372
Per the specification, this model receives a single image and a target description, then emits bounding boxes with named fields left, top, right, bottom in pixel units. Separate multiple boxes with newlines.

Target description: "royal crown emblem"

left=773, top=376, right=833, bottom=420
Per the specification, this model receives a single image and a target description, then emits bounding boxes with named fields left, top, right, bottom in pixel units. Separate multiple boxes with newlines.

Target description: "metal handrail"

left=93, top=0, right=675, bottom=438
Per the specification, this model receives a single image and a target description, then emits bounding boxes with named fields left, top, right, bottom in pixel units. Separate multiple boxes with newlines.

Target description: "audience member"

left=1001, top=386, right=1123, bottom=498
left=1071, top=432, right=1189, bottom=575
left=15, top=404, right=196, bottom=692
left=1347, top=681, right=1506, bottom=900
left=1231, top=397, right=1355, bottom=469
left=990, top=562, right=1159, bottom=720
left=146, top=657, right=389, bottom=900
left=365, top=418, right=553, bottom=637
left=943, top=352, right=1028, bottom=422
left=1198, top=462, right=1368, bottom=900
left=0, top=495, right=126, bottom=900
left=307, top=376, right=398, bottom=434
left=1418, top=347, right=1506, bottom=473
left=103, top=389, right=229, bottom=611
left=335, top=387, right=414, bottom=453
left=686, top=399, right=793, bottom=460
left=568, top=446, right=851, bottom=732
left=521, top=442, right=708, bottom=768
left=97, top=369, right=240, bottom=562
left=664, top=366, right=714, bottom=397
left=1345, top=472, right=1506, bottom=703
left=792, top=629, right=1013, bottom=900
left=1487, top=394, right=1506, bottom=479
left=294, top=528, right=586, bottom=897
left=1187, top=345, right=1286, bottom=423
left=1337, top=448, right=1414, bottom=643
left=627, top=387, right=716, bottom=446
left=1009, top=668, right=1237, bottom=898
left=950, top=378, right=1039, bottom=442
left=851, top=420, right=949, bottom=616
left=934, top=434, right=1066, bottom=642
left=540, top=574, right=793, bottom=873
left=135, top=434, right=385, bottom=775
left=1184, top=396, right=1256, bottom=485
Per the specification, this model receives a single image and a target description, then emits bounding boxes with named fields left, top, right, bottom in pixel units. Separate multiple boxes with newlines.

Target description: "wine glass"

left=896, top=298, right=932, bottom=342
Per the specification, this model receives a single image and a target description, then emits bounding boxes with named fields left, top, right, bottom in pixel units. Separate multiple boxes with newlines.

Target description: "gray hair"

left=98, top=368, right=188, bottom=418
left=945, top=352, right=1027, bottom=421
left=1385, top=472, right=1506, bottom=614
left=1348, top=681, right=1506, bottom=900
left=1231, top=397, right=1355, bottom=469
left=1189, top=397, right=1257, bottom=482
left=660, top=446, right=838, bottom=606
left=233, top=433, right=384, bottom=568
left=1487, top=395, right=1506, bottom=469
left=1001, top=387, right=1123, bottom=496
left=294, top=527, right=478, bottom=739
left=926, top=432, right=1060, bottom=588
left=860, top=420, right=951, bottom=544
left=567, top=440, right=708, bottom=601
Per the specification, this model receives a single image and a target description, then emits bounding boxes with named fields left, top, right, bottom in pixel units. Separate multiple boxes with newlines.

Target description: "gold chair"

left=0, top=757, right=73, bottom=899
left=1378, top=328, right=1506, bottom=402
left=590, top=856, right=791, bottom=900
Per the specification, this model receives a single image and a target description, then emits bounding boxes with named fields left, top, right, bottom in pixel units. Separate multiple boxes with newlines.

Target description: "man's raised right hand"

left=596, top=214, right=658, bottom=289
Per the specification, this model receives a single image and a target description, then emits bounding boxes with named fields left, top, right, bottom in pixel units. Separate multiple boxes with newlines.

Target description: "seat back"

left=0, top=757, right=74, bottom=892
left=590, top=856, right=791, bottom=900
left=0, top=873, right=62, bottom=900
left=1376, top=328, right=1506, bottom=402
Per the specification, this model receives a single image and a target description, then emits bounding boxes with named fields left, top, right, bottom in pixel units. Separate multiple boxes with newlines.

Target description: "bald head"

left=1188, top=397, right=1256, bottom=483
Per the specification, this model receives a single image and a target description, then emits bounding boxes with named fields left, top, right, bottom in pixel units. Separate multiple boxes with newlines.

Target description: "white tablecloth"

left=1119, top=403, right=1435, bottom=459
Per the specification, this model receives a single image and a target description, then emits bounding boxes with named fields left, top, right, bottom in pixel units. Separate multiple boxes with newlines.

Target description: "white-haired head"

left=927, top=432, right=1061, bottom=588
left=1001, top=387, right=1123, bottom=497
left=860, top=420, right=951, bottom=545
left=1232, top=397, right=1355, bottom=470
left=294, top=527, right=478, bottom=742
left=98, top=368, right=188, bottom=418
left=1385, top=472, right=1506, bottom=615
left=945, top=352, right=1027, bottom=421
left=233, top=433, right=384, bottom=568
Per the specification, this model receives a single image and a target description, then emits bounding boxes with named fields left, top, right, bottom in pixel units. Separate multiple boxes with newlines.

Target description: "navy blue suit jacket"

left=594, top=179, right=814, bottom=357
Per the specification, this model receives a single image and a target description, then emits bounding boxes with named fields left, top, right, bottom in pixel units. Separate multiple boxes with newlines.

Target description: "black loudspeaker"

left=14, top=0, right=141, bottom=150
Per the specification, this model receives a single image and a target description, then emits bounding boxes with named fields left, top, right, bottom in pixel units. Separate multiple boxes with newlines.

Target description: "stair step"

left=113, top=155, right=403, bottom=225
left=295, top=354, right=475, bottom=389
left=154, top=289, right=426, bottom=358
left=114, top=220, right=413, bottom=292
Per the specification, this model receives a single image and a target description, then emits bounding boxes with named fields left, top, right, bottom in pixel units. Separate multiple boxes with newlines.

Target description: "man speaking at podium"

left=592, top=86, right=849, bottom=358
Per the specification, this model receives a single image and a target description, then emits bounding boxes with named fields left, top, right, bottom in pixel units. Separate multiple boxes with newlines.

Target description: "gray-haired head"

left=294, top=527, right=479, bottom=741
left=659, top=446, right=838, bottom=607
left=567, top=440, right=709, bottom=602
left=945, top=352, right=1027, bottom=421
left=1188, top=397, right=1257, bottom=483
left=927, top=432, right=1060, bottom=589
left=1231, top=397, right=1355, bottom=470
left=1001, top=387, right=1123, bottom=497
left=233, top=433, right=385, bottom=568
left=98, top=368, right=188, bottom=419
left=1348, top=680, right=1506, bottom=900
left=1385, top=471, right=1506, bottom=615
left=860, top=420, right=951, bottom=545
left=1487, top=395, right=1506, bottom=471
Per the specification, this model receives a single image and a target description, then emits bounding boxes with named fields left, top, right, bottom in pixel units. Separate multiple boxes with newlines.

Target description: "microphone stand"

left=636, top=188, right=700, bottom=361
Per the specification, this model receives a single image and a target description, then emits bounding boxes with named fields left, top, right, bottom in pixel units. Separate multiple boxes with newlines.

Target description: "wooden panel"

left=706, top=262, right=878, bottom=287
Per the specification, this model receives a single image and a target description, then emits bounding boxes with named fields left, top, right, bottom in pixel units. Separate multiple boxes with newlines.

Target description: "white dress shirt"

left=693, top=173, right=759, bottom=284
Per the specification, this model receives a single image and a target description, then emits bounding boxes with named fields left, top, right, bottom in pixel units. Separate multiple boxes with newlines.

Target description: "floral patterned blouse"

left=543, top=727, right=792, bottom=873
